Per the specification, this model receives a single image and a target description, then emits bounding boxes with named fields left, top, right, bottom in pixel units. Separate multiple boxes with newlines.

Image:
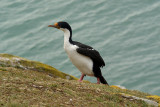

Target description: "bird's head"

left=48, top=21, right=72, bottom=32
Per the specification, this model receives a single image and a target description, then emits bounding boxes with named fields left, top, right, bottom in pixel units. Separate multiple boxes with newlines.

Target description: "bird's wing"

left=74, top=41, right=105, bottom=67
left=73, top=41, right=93, bottom=49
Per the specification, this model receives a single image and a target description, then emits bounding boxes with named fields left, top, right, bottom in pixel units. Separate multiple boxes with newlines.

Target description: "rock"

left=0, top=53, right=77, bottom=80
left=121, top=93, right=159, bottom=107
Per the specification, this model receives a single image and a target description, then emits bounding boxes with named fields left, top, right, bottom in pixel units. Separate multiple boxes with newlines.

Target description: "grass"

left=0, top=67, right=157, bottom=107
left=0, top=54, right=159, bottom=107
left=0, top=53, right=77, bottom=80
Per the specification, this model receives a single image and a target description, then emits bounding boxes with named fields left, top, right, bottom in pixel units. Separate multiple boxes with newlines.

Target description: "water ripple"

left=1, top=0, right=160, bottom=95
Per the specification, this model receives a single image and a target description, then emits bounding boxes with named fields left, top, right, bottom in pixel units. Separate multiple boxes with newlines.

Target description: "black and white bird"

left=48, top=21, right=109, bottom=85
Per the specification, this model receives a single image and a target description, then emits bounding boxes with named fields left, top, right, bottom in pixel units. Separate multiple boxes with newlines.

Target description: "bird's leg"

left=78, top=74, right=85, bottom=82
left=97, top=78, right=100, bottom=84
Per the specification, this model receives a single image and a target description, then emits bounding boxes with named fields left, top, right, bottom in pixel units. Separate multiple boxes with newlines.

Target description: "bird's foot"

left=78, top=80, right=82, bottom=82
left=97, top=78, right=100, bottom=84
left=78, top=74, right=85, bottom=82
left=97, top=82, right=100, bottom=84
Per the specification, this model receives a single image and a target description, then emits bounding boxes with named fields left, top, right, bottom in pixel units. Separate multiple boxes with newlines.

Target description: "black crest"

left=58, top=21, right=73, bottom=43
left=58, top=21, right=72, bottom=32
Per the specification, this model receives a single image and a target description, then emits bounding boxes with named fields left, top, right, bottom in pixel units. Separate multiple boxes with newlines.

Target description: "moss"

left=0, top=53, right=17, bottom=58
left=0, top=68, right=7, bottom=71
left=147, top=95, right=160, bottom=103
left=110, top=85, right=126, bottom=90
left=0, top=53, right=77, bottom=80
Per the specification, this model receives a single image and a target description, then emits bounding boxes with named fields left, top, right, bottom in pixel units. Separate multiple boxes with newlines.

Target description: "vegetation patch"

left=0, top=53, right=159, bottom=106
left=0, top=53, right=77, bottom=80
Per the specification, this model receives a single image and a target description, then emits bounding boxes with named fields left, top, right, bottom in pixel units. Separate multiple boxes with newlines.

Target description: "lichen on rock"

left=0, top=53, right=77, bottom=80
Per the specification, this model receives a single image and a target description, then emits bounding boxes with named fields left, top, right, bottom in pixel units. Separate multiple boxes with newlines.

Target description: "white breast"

left=64, top=44, right=94, bottom=76
left=62, top=28, right=94, bottom=76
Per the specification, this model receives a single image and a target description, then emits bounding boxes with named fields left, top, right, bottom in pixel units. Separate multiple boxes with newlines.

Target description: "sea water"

left=0, top=0, right=160, bottom=95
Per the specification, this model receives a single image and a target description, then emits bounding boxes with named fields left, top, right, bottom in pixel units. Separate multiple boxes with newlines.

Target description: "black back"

left=74, top=41, right=105, bottom=67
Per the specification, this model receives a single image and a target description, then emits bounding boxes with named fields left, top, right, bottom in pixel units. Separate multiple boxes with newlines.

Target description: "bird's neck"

left=62, top=29, right=74, bottom=51
left=63, top=29, right=73, bottom=45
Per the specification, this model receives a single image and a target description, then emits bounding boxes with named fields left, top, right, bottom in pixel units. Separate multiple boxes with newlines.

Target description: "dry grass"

left=0, top=67, right=155, bottom=107
left=0, top=54, right=158, bottom=107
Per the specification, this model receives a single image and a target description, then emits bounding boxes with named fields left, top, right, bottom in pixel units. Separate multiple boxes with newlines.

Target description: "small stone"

left=3, top=78, right=7, bottom=81
left=39, top=86, right=43, bottom=88
left=70, top=99, right=72, bottom=101
left=66, top=76, right=70, bottom=80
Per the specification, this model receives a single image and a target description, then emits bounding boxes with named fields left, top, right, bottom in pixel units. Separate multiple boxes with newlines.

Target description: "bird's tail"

left=99, top=76, right=109, bottom=85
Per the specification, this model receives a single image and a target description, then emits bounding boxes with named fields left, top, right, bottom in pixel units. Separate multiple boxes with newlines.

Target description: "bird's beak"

left=48, top=22, right=60, bottom=29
